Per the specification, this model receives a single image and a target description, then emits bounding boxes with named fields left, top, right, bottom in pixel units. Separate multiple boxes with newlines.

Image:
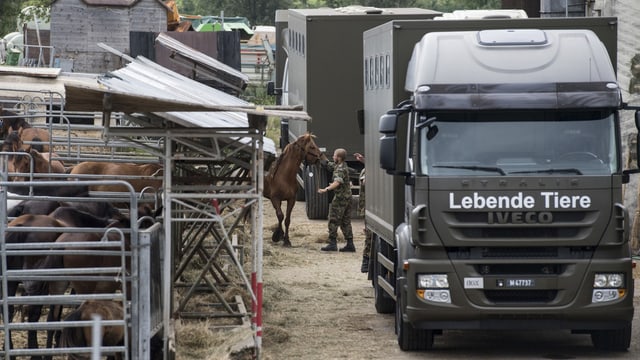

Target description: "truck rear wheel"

left=374, top=235, right=395, bottom=314
left=395, top=289, right=434, bottom=350
left=304, top=163, right=330, bottom=219
left=590, top=323, right=631, bottom=351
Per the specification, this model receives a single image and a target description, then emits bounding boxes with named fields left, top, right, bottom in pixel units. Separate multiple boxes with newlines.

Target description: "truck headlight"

left=417, top=274, right=451, bottom=303
left=417, top=274, right=449, bottom=289
left=593, top=273, right=624, bottom=288
left=592, top=273, right=626, bottom=303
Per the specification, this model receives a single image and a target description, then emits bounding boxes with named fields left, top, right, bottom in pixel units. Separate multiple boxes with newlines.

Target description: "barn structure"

left=0, top=37, right=308, bottom=358
left=50, top=0, right=170, bottom=73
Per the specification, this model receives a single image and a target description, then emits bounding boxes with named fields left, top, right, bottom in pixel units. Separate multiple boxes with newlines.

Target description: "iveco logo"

left=487, top=211, right=553, bottom=224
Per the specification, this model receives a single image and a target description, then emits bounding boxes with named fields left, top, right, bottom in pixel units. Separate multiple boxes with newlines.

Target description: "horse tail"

left=60, top=307, right=88, bottom=354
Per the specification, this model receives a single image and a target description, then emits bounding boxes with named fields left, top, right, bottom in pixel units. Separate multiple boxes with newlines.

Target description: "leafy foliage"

left=174, top=0, right=502, bottom=26
left=0, top=0, right=50, bottom=36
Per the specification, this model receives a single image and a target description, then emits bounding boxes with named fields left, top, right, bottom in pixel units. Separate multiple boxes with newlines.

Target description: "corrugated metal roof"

left=155, top=33, right=249, bottom=93
left=62, top=56, right=310, bottom=122
left=1, top=58, right=303, bottom=155
left=80, top=56, right=282, bottom=154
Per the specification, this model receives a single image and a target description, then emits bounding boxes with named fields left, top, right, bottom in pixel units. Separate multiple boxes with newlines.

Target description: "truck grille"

left=444, top=210, right=596, bottom=240
left=485, top=290, right=557, bottom=303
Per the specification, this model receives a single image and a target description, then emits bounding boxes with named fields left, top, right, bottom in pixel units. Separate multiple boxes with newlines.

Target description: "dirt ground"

left=174, top=198, right=392, bottom=360
left=257, top=200, right=401, bottom=360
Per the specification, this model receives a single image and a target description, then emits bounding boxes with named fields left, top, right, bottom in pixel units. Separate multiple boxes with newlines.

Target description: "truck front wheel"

left=395, top=289, right=434, bottom=351
left=590, top=322, right=631, bottom=351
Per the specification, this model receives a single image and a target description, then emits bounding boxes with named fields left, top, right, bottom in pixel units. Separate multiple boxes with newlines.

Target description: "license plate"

left=505, top=279, right=535, bottom=288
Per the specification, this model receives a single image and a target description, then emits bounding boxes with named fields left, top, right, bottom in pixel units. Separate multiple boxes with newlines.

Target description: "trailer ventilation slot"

left=477, top=29, right=548, bottom=46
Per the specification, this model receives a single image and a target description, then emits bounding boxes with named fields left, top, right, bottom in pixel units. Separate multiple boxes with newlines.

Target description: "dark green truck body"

left=363, top=17, right=635, bottom=350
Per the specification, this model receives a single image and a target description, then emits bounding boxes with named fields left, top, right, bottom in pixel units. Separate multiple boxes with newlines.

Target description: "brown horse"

left=3, top=214, right=69, bottom=356
left=60, top=300, right=126, bottom=360
left=8, top=148, right=66, bottom=181
left=264, top=133, right=325, bottom=247
left=1, top=130, right=24, bottom=152
left=69, top=161, right=163, bottom=194
left=0, top=107, right=50, bottom=152
left=3, top=203, right=153, bottom=358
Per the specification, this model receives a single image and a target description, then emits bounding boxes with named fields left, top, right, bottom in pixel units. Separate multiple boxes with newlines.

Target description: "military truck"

left=270, top=6, right=441, bottom=219
left=363, top=17, right=638, bottom=350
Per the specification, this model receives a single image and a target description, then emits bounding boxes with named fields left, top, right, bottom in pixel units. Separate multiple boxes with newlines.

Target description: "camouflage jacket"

left=332, top=162, right=351, bottom=201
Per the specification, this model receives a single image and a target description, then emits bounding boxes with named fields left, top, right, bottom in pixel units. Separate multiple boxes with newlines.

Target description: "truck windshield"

left=419, top=111, right=618, bottom=176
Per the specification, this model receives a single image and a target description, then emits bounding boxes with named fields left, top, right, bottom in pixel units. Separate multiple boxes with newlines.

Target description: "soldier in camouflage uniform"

left=355, top=153, right=372, bottom=273
left=318, top=148, right=354, bottom=252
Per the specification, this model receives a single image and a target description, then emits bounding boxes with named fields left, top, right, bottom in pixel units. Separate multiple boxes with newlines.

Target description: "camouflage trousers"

left=328, top=197, right=353, bottom=242
left=363, top=222, right=372, bottom=256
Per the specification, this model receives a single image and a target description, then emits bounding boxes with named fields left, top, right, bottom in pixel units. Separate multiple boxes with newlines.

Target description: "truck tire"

left=304, top=163, right=330, bottom=219
left=374, top=235, right=395, bottom=314
left=590, top=322, right=631, bottom=351
left=395, top=289, right=434, bottom=351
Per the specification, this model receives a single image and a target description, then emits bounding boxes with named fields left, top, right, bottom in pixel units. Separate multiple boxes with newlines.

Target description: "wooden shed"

left=50, top=0, right=169, bottom=73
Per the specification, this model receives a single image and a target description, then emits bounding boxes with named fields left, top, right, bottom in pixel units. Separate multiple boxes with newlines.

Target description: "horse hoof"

left=272, top=229, right=283, bottom=242
left=283, top=240, right=292, bottom=247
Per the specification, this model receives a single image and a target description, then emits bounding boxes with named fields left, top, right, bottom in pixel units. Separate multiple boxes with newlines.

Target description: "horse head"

left=0, top=108, right=28, bottom=138
left=8, top=148, right=30, bottom=181
left=297, top=133, right=325, bottom=165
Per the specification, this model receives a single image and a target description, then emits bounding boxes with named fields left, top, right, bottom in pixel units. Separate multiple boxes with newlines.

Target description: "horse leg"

left=26, top=304, right=44, bottom=360
left=271, top=198, right=284, bottom=243
left=46, top=279, right=69, bottom=355
left=282, top=199, right=296, bottom=247
left=3, top=281, right=19, bottom=357
left=45, top=303, right=64, bottom=357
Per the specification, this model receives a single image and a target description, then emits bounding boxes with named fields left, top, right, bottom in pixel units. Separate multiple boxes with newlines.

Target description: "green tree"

left=0, top=0, right=51, bottom=37
left=172, top=1, right=504, bottom=25
left=416, top=0, right=501, bottom=12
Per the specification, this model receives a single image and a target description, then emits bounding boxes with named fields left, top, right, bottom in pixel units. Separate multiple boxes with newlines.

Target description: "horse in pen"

left=1, top=187, right=160, bottom=359
left=2, top=202, right=151, bottom=355
left=0, top=107, right=51, bottom=153
left=263, top=132, right=326, bottom=247
left=60, top=300, right=125, bottom=360
left=68, top=161, right=163, bottom=193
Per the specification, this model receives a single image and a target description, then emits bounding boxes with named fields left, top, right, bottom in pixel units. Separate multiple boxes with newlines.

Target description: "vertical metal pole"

left=91, top=314, right=103, bottom=360
left=162, top=135, right=172, bottom=360
left=139, top=229, right=151, bottom=360
left=252, top=128, right=265, bottom=358
left=0, top=155, right=10, bottom=358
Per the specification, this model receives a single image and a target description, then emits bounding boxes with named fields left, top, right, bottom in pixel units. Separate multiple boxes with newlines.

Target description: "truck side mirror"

left=267, top=81, right=281, bottom=96
left=379, top=112, right=398, bottom=172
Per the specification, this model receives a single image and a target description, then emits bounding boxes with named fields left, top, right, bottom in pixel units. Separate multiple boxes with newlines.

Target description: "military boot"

left=321, top=239, right=338, bottom=251
left=339, top=239, right=356, bottom=252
